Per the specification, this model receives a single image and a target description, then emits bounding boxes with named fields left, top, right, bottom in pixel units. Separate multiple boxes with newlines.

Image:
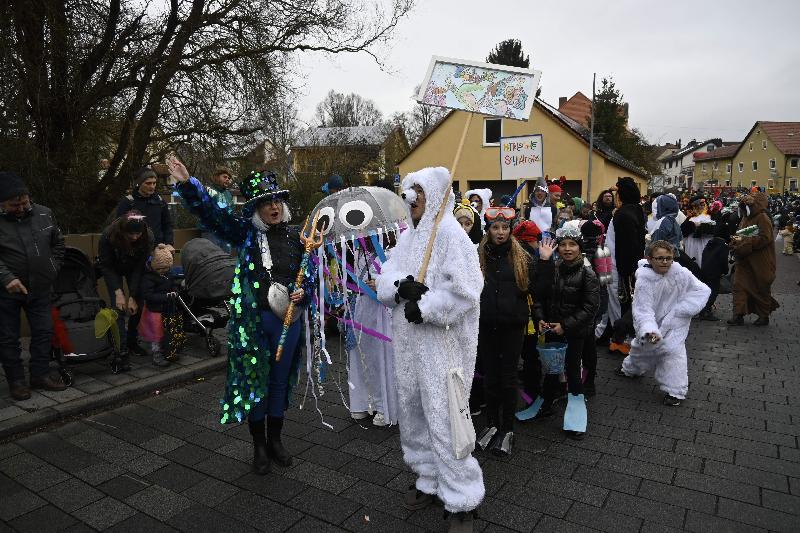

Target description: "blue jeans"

left=0, top=294, right=53, bottom=382
left=248, top=309, right=302, bottom=422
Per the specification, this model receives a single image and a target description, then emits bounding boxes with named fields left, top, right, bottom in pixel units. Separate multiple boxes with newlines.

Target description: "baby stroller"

left=177, top=238, right=235, bottom=356
left=50, top=247, right=123, bottom=383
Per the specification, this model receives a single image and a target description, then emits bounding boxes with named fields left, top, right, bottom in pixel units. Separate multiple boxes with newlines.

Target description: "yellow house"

left=397, top=99, right=648, bottom=204
left=693, top=143, right=740, bottom=187
left=729, top=122, right=800, bottom=192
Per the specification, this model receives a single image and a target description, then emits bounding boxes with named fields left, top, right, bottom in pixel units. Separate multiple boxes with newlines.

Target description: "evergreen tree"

left=486, top=39, right=541, bottom=97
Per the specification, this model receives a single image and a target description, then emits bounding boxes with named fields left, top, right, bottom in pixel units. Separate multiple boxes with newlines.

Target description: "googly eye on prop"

left=309, top=186, right=408, bottom=244
left=401, top=189, right=417, bottom=205
left=315, top=206, right=335, bottom=234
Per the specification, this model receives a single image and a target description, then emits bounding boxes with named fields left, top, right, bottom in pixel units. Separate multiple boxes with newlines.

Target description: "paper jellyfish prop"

left=310, top=186, right=408, bottom=244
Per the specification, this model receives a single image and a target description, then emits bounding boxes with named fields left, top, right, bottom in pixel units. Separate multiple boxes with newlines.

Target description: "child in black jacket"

left=139, top=244, right=179, bottom=367
left=530, top=227, right=600, bottom=439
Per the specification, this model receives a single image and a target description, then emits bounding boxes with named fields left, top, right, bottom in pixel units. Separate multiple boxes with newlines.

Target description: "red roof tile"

left=693, top=144, right=740, bottom=161
left=760, top=122, right=800, bottom=155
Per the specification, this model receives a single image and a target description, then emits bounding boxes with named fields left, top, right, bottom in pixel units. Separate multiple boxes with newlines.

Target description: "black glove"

left=395, top=275, right=429, bottom=302
left=404, top=300, right=423, bottom=324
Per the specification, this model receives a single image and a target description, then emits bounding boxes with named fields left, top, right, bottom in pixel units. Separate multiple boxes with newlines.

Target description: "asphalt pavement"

left=1, top=246, right=798, bottom=532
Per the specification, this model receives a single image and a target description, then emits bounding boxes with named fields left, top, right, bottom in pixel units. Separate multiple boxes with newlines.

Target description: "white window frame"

left=749, top=142, right=753, bottom=152
left=726, top=163, right=732, bottom=174
left=483, top=118, right=502, bottom=146
left=768, top=179, right=775, bottom=189
left=769, top=158, right=776, bottom=169
left=752, top=161, right=758, bottom=171
left=738, top=162, right=744, bottom=172
left=725, top=179, right=731, bottom=186
left=791, top=158, right=799, bottom=169
left=702, top=163, right=707, bottom=172
left=762, top=140, right=767, bottom=150
left=790, top=179, right=798, bottom=192
left=751, top=180, right=757, bottom=187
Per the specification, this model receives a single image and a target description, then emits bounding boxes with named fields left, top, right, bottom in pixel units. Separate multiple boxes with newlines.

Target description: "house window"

left=483, top=118, right=502, bottom=145
left=752, top=161, right=758, bottom=171
left=762, top=140, right=767, bottom=150
left=702, top=163, right=707, bottom=172
left=725, top=179, right=731, bottom=186
left=790, top=179, right=798, bottom=192
left=749, top=142, right=753, bottom=151
left=751, top=180, right=757, bottom=187
left=713, top=161, right=718, bottom=170
left=726, top=163, right=732, bottom=173
left=665, top=177, right=672, bottom=185
left=791, top=158, right=799, bottom=168
left=738, top=162, right=744, bottom=172
left=769, top=158, right=776, bottom=169
left=768, top=179, right=775, bottom=189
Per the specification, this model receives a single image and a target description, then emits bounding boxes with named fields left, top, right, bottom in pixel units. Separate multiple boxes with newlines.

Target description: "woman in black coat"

left=98, top=210, right=154, bottom=367
left=475, top=207, right=555, bottom=456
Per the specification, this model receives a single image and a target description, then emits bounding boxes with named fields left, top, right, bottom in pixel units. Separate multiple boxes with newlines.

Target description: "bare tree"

left=391, top=86, right=447, bottom=145
left=314, top=90, right=384, bottom=127
left=0, top=0, right=414, bottom=231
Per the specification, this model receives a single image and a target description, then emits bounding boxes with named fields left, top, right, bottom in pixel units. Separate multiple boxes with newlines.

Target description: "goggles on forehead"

left=485, top=206, right=516, bottom=222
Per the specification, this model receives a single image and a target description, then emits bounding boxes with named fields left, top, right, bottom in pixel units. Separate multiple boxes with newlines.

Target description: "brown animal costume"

left=730, top=192, right=779, bottom=319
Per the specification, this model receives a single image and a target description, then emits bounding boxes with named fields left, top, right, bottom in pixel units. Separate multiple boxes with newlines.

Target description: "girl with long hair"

left=475, top=207, right=554, bottom=456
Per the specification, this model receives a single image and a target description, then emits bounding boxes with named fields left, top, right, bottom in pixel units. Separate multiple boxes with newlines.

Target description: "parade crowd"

left=2, top=161, right=798, bottom=532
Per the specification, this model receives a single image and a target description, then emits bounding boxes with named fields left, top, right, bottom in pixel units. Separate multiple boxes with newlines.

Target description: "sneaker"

left=446, top=510, right=475, bottom=533
left=663, top=394, right=682, bottom=406
left=476, top=426, right=498, bottom=450
left=9, top=380, right=31, bottom=401
left=372, top=412, right=387, bottom=427
left=30, top=373, right=67, bottom=391
left=404, top=484, right=436, bottom=510
left=615, top=366, right=637, bottom=378
left=753, top=316, right=769, bottom=326
left=351, top=411, right=370, bottom=420
left=152, top=352, right=170, bottom=367
left=609, top=341, right=630, bottom=355
left=490, top=431, right=514, bottom=457
left=727, top=315, right=744, bottom=326
left=127, top=342, right=148, bottom=357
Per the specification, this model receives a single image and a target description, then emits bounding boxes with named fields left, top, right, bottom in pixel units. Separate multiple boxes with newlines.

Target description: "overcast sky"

left=292, top=0, right=800, bottom=146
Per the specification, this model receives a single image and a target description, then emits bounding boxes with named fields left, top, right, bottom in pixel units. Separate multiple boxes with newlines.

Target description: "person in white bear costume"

left=377, top=167, right=484, bottom=531
left=618, top=240, right=710, bottom=406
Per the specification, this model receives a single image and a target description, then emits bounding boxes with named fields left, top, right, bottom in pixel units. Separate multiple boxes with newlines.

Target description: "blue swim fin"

left=563, top=394, right=587, bottom=433
left=515, top=396, right=544, bottom=421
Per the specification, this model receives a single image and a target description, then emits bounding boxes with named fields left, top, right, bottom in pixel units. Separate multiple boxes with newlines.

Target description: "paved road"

left=1, top=246, right=798, bottom=532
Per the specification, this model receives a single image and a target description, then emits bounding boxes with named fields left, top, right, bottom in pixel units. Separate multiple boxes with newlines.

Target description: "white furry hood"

left=464, top=188, right=492, bottom=218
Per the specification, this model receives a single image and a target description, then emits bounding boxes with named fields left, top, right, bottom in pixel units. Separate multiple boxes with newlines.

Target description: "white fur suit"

left=621, top=259, right=710, bottom=399
left=377, top=168, right=485, bottom=513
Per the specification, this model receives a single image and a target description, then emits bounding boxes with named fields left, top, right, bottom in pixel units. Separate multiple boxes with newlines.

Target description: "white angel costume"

left=621, top=259, right=710, bottom=399
left=377, top=167, right=485, bottom=513
left=347, top=252, right=399, bottom=425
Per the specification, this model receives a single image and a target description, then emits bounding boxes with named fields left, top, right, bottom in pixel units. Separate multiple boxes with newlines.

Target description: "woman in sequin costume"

left=169, top=156, right=312, bottom=475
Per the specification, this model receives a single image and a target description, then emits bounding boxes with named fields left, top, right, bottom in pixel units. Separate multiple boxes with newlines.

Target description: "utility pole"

left=587, top=73, right=596, bottom=202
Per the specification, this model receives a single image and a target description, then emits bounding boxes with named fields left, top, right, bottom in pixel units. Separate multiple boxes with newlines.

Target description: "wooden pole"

left=417, top=112, right=473, bottom=283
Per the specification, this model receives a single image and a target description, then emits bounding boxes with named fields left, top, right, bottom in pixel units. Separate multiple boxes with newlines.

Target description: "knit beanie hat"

left=134, top=167, right=157, bottom=187
left=0, top=171, right=30, bottom=202
left=150, top=244, right=173, bottom=271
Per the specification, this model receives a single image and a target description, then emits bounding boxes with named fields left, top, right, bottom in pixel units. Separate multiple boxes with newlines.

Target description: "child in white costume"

left=347, top=247, right=399, bottom=426
left=377, top=167, right=484, bottom=531
left=618, top=240, right=710, bottom=406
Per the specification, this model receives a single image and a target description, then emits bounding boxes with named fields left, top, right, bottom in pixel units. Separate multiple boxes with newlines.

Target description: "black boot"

left=266, top=416, right=293, bottom=467
left=727, top=314, right=744, bottom=326
left=248, top=420, right=270, bottom=474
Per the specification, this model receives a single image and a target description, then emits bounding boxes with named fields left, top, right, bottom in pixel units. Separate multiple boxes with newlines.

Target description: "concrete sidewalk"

left=0, top=332, right=227, bottom=439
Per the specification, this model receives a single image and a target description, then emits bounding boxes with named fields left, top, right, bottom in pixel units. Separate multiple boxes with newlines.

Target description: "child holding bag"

left=138, top=244, right=181, bottom=367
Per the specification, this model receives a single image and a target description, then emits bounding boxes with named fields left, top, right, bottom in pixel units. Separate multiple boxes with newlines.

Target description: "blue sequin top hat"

left=239, top=170, right=289, bottom=209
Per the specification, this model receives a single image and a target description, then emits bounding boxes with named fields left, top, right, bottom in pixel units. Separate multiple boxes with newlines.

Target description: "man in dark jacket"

left=115, top=167, right=174, bottom=248
left=0, top=171, right=67, bottom=400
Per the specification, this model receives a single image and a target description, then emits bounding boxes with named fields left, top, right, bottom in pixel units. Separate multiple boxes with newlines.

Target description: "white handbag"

left=444, top=323, right=476, bottom=460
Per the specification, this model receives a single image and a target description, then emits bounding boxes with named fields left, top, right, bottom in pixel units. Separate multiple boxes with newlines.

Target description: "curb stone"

left=0, top=357, right=226, bottom=440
